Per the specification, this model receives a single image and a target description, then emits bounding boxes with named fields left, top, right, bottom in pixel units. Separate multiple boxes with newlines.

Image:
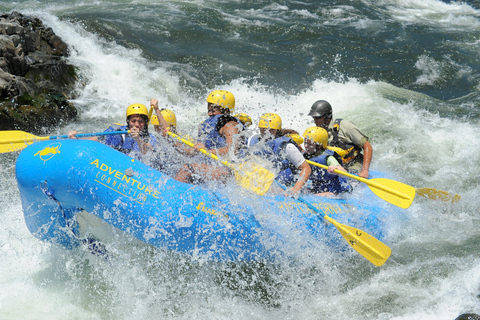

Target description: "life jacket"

left=198, top=114, right=244, bottom=150
left=248, top=135, right=299, bottom=185
left=330, top=118, right=362, bottom=164
left=248, top=135, right=291, bottom=165
left=305, top=149, right=343, bottom=182
left=304, top=149, right=352, bottom=195
left=101, top=124, right=156, bottom=156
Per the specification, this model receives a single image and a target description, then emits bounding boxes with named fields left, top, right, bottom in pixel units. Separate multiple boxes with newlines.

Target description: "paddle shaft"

left=166, top=131, right=235, bottom=170
left=166, top=131, right=275, bottom=196
left=147, top=105, right=154, bottom=125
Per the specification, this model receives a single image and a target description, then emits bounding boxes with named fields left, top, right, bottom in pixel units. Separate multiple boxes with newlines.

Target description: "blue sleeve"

left=104, top=134, right=123, bottom=147
left=328, top=177, right=353, bottom=194
left=99, top=125, right=125, bottom=147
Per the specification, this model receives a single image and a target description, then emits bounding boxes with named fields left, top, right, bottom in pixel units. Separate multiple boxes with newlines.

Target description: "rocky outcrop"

left=0, top=11, right=78, bottom=132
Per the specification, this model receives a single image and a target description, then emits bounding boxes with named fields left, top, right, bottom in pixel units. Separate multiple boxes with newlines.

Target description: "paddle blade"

left=416, top=188, right=461, bottom=203
left=0, top=131, right=48, bottom=153
left=232, top=162, right=275, bottom=196
left=367, top=178, right=416, bottom=209
left=325, top=216, right=392, bottom=266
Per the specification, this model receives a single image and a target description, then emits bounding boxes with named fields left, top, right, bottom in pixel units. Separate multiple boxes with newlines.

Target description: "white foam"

left=1, top=4, right=480, bottom=319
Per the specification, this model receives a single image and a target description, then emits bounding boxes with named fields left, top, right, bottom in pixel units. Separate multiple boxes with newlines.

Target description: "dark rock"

left=456, top=314, right=480, bottom=320
left=0, top=11, right=78, bottom=133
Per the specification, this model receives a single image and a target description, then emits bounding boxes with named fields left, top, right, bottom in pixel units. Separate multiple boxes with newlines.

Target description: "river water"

left=1, top=0, right=479, bottom=319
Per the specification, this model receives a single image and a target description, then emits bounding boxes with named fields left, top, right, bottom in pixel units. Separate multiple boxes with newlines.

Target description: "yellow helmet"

left=206, top=90, right=235, bottom=113
left=303, top=126, right=328, bottom=148
left=150, top=114, right=159, bottom=126
left=234, top=113, right=252, bottom=127
left=258, top=113, right=282, bottom=131
left=151, top=109, right=177, bottom=128
left=286, top=133, right=304, bottom=146
left=126, top=103, right=149, bottom=119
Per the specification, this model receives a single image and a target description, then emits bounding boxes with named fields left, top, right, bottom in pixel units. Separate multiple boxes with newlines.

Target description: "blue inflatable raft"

left=15, top=139, right=394, bottom=262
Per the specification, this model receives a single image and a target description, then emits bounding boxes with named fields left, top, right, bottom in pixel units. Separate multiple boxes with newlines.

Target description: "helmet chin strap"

left=323, top=117, right=332, bottom=128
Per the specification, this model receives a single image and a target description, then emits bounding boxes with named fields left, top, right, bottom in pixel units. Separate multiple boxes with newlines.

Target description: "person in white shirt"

left=247, top=113, right=311, bottom=198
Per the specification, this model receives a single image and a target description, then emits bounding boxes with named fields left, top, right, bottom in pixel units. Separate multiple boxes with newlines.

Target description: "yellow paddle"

left=0, top=130, right=129, bottom=153
left=147, top=105, right=154, bottom=125
left=307, top=160, right=460, bottom=208
left=275, top=181, right=391, bottom=266
left=415, top=187, right=461, bottom=203
left=167, top=131, right=275, bottom=196
left=306, top=160, right=415, bottom=209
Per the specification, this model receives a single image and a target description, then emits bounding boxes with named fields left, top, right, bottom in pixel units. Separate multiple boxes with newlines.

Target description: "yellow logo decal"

left=196, top=202, right=228, bottom=218
left=34, top=143, right=61, bottom=162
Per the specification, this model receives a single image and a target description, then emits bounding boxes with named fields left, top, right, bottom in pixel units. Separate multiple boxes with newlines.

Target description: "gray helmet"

left=308, top=100, right=332, bottom=118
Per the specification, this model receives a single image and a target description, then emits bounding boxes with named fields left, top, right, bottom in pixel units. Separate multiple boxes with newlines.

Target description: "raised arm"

left=150, top=98, right=170, bottom=134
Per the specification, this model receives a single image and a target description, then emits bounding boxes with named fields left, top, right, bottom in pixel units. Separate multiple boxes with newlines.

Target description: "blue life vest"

left=198, top=115, right=225, bottom=149
left=306, top=149, right=352, bottom=195
left=248, top=135, right=299, bottom=185
left=248, top=135, right=292, bottom=166
left=198, top=114, right=246, bottom=150
left=100, top=124, right=156, bottom=158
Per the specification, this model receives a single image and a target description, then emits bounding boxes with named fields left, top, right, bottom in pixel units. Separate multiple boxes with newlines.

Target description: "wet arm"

left=67, top=131, right=99, bottom=141
left=150, top=98, right=170, bottom=133
left=291, top=160, right=312, bottom=196
left=359, top=141, right=372, bottom=178
left=286, top=144, right=312, bottom=196
left=209, top=121, right=239, bottom=156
